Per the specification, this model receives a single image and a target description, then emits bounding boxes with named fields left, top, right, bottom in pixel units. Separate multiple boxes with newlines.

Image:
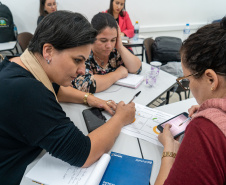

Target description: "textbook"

left=115, top=74, right=144, bottom=88
left=26, top=152, right=153, bottom=185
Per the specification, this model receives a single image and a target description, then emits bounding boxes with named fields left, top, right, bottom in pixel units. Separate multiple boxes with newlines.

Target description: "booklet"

left=26, top=152, right=153, bottom=185
left=115, top=74, right=144, bottom=88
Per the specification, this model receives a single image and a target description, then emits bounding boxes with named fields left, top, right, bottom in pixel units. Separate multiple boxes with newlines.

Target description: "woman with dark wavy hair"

left=0, top=11, right=135, bottom=185
left=155, top=18, right=226, bottom=185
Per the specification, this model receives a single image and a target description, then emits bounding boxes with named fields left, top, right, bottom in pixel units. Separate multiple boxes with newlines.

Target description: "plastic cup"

left=145, top=71, right=157, bottom=87
left=150, top=61, right=162, bottom=76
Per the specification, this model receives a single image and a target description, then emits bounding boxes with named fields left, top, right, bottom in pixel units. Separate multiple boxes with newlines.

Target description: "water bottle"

left=183, top=23, right=190, bottom=41
left=14, top=25, right=18, bottom=39
left=133, top=21, right=139, bottom=41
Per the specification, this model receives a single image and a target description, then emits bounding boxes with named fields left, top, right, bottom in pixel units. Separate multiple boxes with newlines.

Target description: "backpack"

left=151, top=36, right=182, bottom=65
left=0, top=2, right=15, bottom=43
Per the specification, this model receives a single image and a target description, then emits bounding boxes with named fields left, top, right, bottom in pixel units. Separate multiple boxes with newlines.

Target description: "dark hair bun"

left=220, top=16, right=226, bottom=30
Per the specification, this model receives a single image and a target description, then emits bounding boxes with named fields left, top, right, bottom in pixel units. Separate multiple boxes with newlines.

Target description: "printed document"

left=26, top=153, right=110, bottom=185
left=121, top=103, right=174, bottom=146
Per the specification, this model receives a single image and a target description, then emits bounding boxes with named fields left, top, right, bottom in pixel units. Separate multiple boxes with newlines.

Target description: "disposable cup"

left=150, top=61, right=162, bottom=76
left=145, top=71, right=158, bottom=87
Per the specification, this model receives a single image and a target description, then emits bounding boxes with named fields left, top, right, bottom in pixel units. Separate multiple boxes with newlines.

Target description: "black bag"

left=151, top=36, right=182, bottom=65
left=0, top=2, right=16, bottom=43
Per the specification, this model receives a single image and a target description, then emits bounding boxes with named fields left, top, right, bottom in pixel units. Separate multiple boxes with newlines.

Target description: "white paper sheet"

left=26, top=153, right=110, bottom=185
left=121, top=103, right=174, bottom=146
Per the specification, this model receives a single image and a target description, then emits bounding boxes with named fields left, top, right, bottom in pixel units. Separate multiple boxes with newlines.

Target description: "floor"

left=149, top=88, right=194, bottom=108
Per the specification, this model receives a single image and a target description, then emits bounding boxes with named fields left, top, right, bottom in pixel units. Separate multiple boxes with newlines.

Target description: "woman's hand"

left=188, top=105, right=200, bottom=117
left=115, top=26, right=124, bottom=51
left=120, top=32, right=125, bottom=37
left=114, top=66, right=128, bottom=79
left=87, top=95, right=117, bottom=115
left=158, top=124, right=180, bottom=152
left=114, top=101, right=136, bottom=126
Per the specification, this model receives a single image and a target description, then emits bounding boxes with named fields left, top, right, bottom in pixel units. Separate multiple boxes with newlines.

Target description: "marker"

left=128, top=91, right=141, bottom=103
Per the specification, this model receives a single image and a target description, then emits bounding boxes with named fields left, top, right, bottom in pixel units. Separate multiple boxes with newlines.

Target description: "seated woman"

left=37, top=0, right=57, bottom=25
left=155, top=18, right=226, bottom=185
left=106, top=0, right=134, bottom=38
left=72, top=13, right=142, bottom=93
left=0, top=11, right=136, bottom=185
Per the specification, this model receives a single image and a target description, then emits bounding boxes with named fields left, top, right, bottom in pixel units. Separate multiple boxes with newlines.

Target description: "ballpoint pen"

left=128, top=91, right=141, bottom=103
left=179, top=117, right=191, bottom=126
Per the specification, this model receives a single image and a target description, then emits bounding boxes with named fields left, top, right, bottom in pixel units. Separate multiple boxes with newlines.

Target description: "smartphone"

left=157, top=112, right=189, bottom=138
left=82, top=108, right=107, bottom=133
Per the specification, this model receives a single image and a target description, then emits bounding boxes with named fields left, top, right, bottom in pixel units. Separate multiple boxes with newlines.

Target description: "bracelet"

left=83, top=93, right=93, bottom=105
left=162, top=151, right=176, bottom=159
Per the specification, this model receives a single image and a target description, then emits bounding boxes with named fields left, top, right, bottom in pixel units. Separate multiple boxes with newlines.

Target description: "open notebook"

left=26, top=152, right=153, bottom=185
left=115, top=74, right=144, bottom=88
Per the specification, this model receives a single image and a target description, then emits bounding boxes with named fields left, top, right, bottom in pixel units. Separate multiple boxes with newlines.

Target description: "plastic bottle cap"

left=136, top=21, right=138, bottom=24
left=186, top=23, right=189, bottom=26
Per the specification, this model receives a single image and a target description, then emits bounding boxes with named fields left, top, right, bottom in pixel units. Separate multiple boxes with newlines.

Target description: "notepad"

left=26, top=152, right=153, bottom=185
left=115, top=74, right=144, bottom=88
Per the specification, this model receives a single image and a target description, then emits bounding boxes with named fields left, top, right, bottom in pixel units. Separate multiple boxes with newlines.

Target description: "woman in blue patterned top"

left=72, top=12, right=142, bottom=93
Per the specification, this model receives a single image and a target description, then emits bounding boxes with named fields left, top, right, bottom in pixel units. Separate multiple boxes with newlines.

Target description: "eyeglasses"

left=46, top=2, right=58, bottom=7
left=176, top=72, right=199, bottom=91
left=177, top=70, right=226, bottom=91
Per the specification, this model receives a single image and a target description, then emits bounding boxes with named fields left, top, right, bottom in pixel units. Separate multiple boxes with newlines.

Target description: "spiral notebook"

left=115, top=74, right=144, bottom=88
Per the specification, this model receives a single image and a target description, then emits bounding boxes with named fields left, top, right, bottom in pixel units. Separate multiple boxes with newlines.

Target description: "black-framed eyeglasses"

left=176, top=72, right=199, bottom=91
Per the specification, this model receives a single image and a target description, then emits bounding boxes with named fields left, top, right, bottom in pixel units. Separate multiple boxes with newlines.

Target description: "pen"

left=128, top=91, right=141, bottom=103
left=179, top=117, right=191, bottom=126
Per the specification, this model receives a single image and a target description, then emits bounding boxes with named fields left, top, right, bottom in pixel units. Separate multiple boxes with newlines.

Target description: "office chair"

left=17, top=32, right=33, bottom=52
left=143, top=37, right=190, bottom=105
left=143, top=37, right=155, bottom=64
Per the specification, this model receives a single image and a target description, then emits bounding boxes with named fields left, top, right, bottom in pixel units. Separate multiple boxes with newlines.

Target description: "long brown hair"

left=107, top=0, right=126, bottom=17
left=39, top=0, right=48, bottom=16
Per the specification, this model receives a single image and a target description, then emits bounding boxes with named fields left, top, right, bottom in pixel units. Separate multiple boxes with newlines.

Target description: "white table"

left=20, top=62, right=178, bottom=185
left=139, top=98, right=197, bottom=185
left=0, top=41, right=17, bottom=55
left=20, top=103, right=142, bottom=185
left=95, top=62, right=177, bottom=106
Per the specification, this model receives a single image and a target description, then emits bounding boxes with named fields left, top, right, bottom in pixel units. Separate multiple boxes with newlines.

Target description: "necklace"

left=94, top=55, right=105, bottom=66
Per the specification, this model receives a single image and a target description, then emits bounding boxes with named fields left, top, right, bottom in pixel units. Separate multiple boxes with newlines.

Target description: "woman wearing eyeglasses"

left=155, top=19, right=226, bottom=185
left=37, top=0, right=57, bottom=25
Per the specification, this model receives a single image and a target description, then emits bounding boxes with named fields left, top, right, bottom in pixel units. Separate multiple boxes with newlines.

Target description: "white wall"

left=1, top=0, right=226, bottom=36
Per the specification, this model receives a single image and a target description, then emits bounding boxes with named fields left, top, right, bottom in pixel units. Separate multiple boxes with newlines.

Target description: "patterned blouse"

left=72, top=49, right=142, bottom=93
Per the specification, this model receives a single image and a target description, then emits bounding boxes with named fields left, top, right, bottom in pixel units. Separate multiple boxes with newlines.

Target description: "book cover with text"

left=100, top=152, right=153, bottom=185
